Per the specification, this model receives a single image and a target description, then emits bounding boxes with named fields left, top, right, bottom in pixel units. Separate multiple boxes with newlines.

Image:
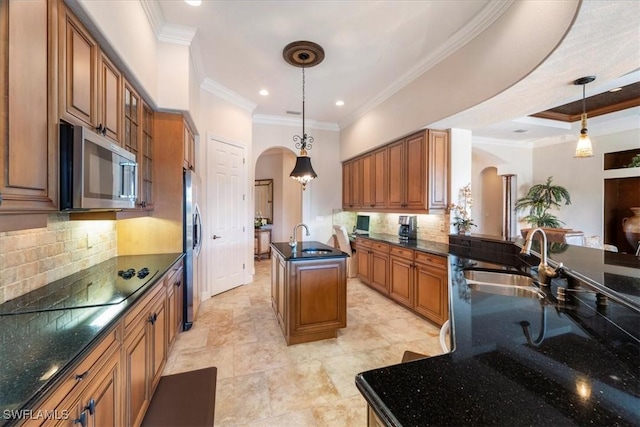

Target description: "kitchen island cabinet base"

left=270, top=242, right=347, bottom=346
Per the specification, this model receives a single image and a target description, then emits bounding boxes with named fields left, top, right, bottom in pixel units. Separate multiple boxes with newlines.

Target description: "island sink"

left=300, top=248, right=333, bottom=255
left=270, top=240, right=348, bottom=345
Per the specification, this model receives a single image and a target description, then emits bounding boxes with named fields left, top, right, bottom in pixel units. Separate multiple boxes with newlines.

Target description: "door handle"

left=212, top=235, right=221, bottom=240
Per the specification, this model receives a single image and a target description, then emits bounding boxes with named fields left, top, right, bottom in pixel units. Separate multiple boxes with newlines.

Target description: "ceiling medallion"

left=284, top=41, right=324, bottom=190
left=283, top=41, right=325, bottom=68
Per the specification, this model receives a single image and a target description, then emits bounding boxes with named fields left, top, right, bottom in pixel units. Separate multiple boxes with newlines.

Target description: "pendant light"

left=283, top=41, right=325, bottom=190
left=574, top=76, right=596, bottom=158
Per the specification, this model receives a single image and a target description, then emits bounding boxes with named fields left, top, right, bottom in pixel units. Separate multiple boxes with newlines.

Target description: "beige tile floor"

left=163, top=259, right=443, bottom=426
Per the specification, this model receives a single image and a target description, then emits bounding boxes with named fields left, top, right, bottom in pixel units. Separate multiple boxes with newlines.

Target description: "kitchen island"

left=355, top=235, right=640, bottom=426
left=270, top=240, right=348, bottom=345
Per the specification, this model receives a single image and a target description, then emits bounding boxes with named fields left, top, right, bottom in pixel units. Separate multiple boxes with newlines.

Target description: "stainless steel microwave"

left=60, top=123, right=138, bottom=210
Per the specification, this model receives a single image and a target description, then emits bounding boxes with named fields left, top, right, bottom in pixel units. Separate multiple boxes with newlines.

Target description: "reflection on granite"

left=0, top=253, right=182, bottom=418
left=356, top=238, right=640, bottom=426
left=0, top=257, right=162, bottom=315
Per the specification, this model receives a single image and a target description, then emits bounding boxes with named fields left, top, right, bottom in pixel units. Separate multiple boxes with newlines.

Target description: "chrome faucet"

left=290, top=223, right=310, bottom=248
left=520, top=228, right=563, bottom=285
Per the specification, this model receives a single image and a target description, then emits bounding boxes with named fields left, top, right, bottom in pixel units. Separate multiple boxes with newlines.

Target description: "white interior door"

left=207, top=137, right=246, bottom=296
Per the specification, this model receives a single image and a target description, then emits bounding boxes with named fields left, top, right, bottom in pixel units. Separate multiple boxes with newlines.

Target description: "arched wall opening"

left=255, top=147, right=302, bottom=244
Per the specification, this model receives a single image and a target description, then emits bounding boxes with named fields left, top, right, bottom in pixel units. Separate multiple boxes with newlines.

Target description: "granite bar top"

left=0, top=253, right=183, bottom=420
left=355, top=239, right=640, bottom=426
left=271, top=240, right=348, bottom=261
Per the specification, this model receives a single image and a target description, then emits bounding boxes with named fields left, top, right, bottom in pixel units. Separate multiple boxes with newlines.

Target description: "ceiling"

left=154, top=0, right=640, bottom=144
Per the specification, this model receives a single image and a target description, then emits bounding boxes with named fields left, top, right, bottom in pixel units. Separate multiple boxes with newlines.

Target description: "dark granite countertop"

left=0, top=253, right=183, bottom=420
left=355, top=236, right=640, bottom=426
left=271, top=240, right=348, bottom=261
left=353, top=232, right=450, bottom=256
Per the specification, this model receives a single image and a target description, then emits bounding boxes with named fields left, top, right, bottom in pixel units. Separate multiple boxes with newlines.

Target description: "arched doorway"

left=255, top=148, right=303, bottom=244
left=479, top=167, right=502, bottom=236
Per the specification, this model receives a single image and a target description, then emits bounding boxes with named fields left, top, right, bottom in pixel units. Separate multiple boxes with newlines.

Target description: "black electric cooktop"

left=0, top=258, right=159, bottom=316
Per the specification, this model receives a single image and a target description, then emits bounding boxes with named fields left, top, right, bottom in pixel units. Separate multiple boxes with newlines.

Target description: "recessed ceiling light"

left=609, top=87, right=622, bottom=93
left=335, top=100, right=345, bottom=106
left=259, top=89, right=269, bottom=96
left=185, top=0, right=201, bottom=6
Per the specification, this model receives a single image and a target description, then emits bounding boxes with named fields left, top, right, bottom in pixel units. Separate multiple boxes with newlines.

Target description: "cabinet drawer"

left=30, top=324, right=121, bottom=420
left=415, top=251, right=447, bottom=268
left=370, top=242, right=389, bottom=253
left=355, top=238, right=372, bottom=248
left=124, top=280, right=165, bottom=336
left=390, top=246, right=413, bottom=260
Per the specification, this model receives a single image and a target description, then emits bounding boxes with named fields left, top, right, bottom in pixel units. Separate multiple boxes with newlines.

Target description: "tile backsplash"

left=332, top=210, right=450, bottom=242
left=0, top=214, right=116, bottom=305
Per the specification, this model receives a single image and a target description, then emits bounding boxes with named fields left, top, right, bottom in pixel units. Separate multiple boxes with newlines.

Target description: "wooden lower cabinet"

left=356, top=239, right=389, bottom=295
left=414, top=252, right=448, bottom=325
left=24, top=259, right=182, bottom=427
left=124, top=288, right=167, bottom=427
left=389, top=254, right=413, bottom=307
left=271, top=251, right=347, bottom=345
left=357, top=238, right=449, bottom=326
left=271, top=250, right=287, bottom=333
left=166, top=264, right=184, bottom=348
left=60, top=350, right=122, bottom=427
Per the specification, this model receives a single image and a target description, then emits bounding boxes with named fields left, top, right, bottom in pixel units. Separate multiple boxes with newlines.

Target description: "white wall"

left=472, top=139, right=534, bottom=236
left=450, top=129, right=473, bottom=233
left=532, top=128, right=640, bottom=239
left=339, top=0, right=580, bottom=160
left=75, top=0, right=159, bottom=103
left=253, top=123, right=342, bottom=245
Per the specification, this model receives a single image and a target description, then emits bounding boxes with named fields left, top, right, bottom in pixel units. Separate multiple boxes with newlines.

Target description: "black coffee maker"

left=398, top=215, right=417, bottom=240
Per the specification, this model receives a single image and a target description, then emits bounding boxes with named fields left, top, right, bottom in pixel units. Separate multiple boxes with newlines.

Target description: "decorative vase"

left=457, top=227, right=471, bottom=236
left=622, top=207, right=640, bottom=250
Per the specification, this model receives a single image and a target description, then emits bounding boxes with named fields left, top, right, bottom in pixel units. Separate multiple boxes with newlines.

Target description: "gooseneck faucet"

left=520, top=228, right=563, bottom=285
left=290, top=223, right=310, bottom=248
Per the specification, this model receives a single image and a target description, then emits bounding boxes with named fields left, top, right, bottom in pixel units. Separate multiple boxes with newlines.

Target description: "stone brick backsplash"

left=332, top=210, right=450, bottom=242
left=0, top=214, right=116, bottom=305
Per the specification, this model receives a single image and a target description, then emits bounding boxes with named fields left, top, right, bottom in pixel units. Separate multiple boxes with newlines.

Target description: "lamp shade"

left=290, top=155, right=317, bottom=188
left=575, top=134, right=593, bottom=158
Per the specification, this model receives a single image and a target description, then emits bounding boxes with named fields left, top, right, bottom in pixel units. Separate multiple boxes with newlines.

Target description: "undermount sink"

left=301, top=248, right=333, bottom=255
left=463, top=270, right=544, bottom=299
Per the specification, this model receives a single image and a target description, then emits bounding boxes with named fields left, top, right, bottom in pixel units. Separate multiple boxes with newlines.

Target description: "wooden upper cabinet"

left=0, top=0, right=58, bottom=221
left=351, top=157, right=363, bottom=209
left=60, top=3, right=97, bottom=128
left=343, top=129, right=448, bottom=213
left=123, top=82, right=140, bottom=161
left=342, top=161, right=353, bottom=209
left=342, top=158, right=362, bottom=210
left=183, top=121, right=196, bottom=171
left=428, top=129, right=450, bottom=210
left=98, top=52, right=122, bottom=143
left=362, top=153, right=374, bottom=208
left=60, top=3, right=123, bottom=145
left=140, top=102, right=154, bottom=209
left=373, top=148, right=387, bottom=209
left=404, top=131, right=427, bottom=210
left=387, top=139, right=406, bottom=210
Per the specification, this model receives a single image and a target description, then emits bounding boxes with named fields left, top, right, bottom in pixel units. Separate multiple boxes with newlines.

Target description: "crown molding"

left=189, top=34, right=206, bottom=85
left=339, top=0, right=515, bottom=130
left=139, top=0, right=164, bottom=38
left=253, top=114, right=340, bottom=132
left=158, top=23, right=197, bottom=45
left=201, top=78, right=257, bottom=112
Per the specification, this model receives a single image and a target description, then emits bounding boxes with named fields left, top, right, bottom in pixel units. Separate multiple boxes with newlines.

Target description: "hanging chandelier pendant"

left=284, top=41, right=324, bottom=190
left=574, top=76, right=596, bottom=158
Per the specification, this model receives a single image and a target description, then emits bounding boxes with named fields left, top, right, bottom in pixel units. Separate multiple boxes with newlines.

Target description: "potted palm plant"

left=515, top=176, right=571, bottom=228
